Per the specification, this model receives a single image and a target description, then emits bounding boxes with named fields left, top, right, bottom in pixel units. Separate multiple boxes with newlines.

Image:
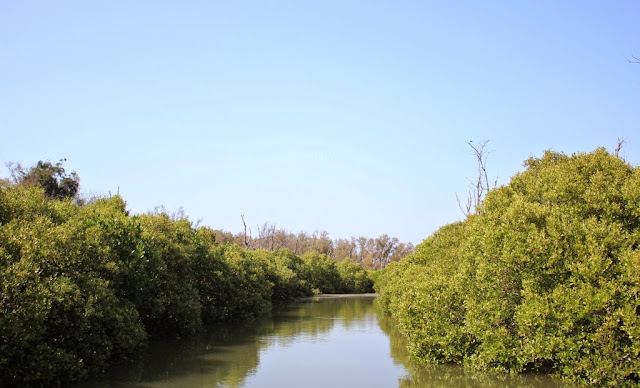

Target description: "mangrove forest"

left=2, top=147, right=640, bottom=386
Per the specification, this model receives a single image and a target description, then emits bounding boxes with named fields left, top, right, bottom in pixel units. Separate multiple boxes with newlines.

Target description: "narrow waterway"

left=81, top=295, right=569, bottom=387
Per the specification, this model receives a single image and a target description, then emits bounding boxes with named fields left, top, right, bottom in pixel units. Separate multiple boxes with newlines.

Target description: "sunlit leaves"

left=0, top=187, right=373, bottom=385
left=376, top=149, right=640, bottom=386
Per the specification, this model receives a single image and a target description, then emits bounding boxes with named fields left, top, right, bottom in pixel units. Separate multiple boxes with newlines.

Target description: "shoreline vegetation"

left=0, top=183, right=377, bottom=386
left=376, top=148, right=640, bottom=386
left=2, top=147, right=640, bottom=386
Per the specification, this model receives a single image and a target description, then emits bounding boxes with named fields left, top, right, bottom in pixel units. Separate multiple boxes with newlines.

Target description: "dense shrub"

left=265, top=248, right=313, bottom=304
left=0, top=186, right=373, bottom=385
left=376, top=221, right=474, bottom=364
left=137, top=214, right=204, bottom=337
left=222, top=245, right=274, bottom=321
left=300, top=251, right=343, bottom=294
left=337, top=259, right=374, bottom=294
left=0, top=189, right=146, bottom=384
left=190, top=228, right=235, bottom=324
left=376, top=149, right=640, bottom=386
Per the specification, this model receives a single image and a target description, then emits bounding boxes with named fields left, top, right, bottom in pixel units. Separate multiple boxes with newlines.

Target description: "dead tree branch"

left=457, top=140, right=497, bottom=217
left=614, top=137, right=626, bottom=159
left=241, top=214, right=249, bottom=249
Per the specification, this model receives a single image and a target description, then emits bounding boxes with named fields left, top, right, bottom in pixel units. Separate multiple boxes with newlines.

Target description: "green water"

left=81, top=295, right=569, bottom=387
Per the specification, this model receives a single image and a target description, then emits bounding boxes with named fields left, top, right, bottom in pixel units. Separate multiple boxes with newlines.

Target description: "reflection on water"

left=80, top=295, right=569, bottom=387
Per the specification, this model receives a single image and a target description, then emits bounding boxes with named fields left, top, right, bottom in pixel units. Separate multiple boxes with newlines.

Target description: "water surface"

left=82, top=295, right=569, bottom=387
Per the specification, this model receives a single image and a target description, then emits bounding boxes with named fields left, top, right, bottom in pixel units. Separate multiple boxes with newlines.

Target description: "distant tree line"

left=213, top=224, right=414, bottom=270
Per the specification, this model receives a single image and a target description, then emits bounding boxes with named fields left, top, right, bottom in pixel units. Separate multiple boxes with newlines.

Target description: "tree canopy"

left=376, top=148, right=640, bottom=386
left=0, top=184, right=374, bottom=385
left=7, top=159, right=79, bottom=200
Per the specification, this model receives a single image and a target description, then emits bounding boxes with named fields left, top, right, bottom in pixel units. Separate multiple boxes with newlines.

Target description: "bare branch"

left=457, top=140, right=496, bottom=217
left=6, top=162, right=24, bottom=184
left=241, top=214, right=249, bottom=249
left=614, top=137, right=626, bottom=159
left=456, top=192, right=472, bottom=217
left=626, top=54, right=640, bottom=64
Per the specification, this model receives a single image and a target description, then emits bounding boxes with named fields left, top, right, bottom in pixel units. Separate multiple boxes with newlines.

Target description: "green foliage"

left=337, top=259, right=374, bottom=293
left=0, top=190, right=145, bottom=385
left=0, top=185, right=373, bottom=385
left=376, top=221, right=474, bottom=364
left=222, top=245, right=274, bottom=320
left=267, top=248, right=313, bottom=303
left=376, top=149, right=640, bottom=386
left=137, top=213, right=204, bottom=337
left=190, top=227, right=235, bottom=324
left=300, top=251, right=343, bottom=294
left=8, top=159, right=80, bottom=200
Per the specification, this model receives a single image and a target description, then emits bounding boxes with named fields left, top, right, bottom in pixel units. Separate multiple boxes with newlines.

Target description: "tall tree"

left=7, top=159, right=79, bottom=200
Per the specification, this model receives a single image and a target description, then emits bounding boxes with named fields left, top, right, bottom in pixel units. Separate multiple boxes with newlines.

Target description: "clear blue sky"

left=1, top=1, right=638, bottom=244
